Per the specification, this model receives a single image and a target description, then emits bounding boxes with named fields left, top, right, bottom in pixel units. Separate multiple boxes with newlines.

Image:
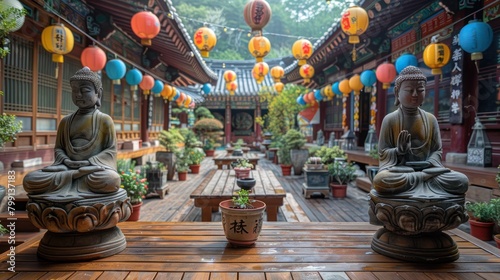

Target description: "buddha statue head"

left=393, top=66, right=427, bottom=107
left=70, top=66, right=103, bottom=108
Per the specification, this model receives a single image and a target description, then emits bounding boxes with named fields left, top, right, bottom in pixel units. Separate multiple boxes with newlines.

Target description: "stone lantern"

left=341, top=130, right=356, bottom=150
left=364, top=127, right=378, bottom=152
left=467, top=117, right=492, bottom=167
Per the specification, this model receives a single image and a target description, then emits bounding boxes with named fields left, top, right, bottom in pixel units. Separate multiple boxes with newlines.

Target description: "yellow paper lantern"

left=270, top=66, right=284, bottom=82
left=253, top=62, right=269, bottom=79
left=339, top=79, right=351, bottom=95
left=160, top=84, right=173, bottom=102
left=340, top=5, right=369, bottom=61
left=299, top=64, right=314, bottom=84
left=193, top=26, right=217, bottom=58
left=348, top=74, right=363, bottom=92
left=248, top=36, right=271, bottom=62
left=292, top=39, right=314, bottom=66
left=323, top=85, right=334, bottom=99
left=41, top=23, right=74, bottom=63
left=226, top=81, right=238, bottom=95
left=223, top=70, right=237, bottom=83
left=274, top=82, right=284, bottom=93
left=423, top=41, right=450, bottom=75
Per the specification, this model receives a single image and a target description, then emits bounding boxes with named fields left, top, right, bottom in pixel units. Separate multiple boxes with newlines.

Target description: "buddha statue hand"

left=73, top=165, right=105, bottom=179
left=396, top=130, right=411, bottom=155
left=64, top=159, right=90, bottom=169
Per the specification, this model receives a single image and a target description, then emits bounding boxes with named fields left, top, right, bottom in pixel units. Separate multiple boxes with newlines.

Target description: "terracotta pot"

left=127, top=202, right=143, bottom=221
left=494, top=234, right=500, bottom=249
left=204, top=149, right=215, bottom=157
left=234, top=167, right=251, bottom=179
left=189, top=164, right=201, bottom=174
left=469, top=219, right=495, bottom=241
left=281, top=164, right=292, bottom=176
left=178, top=171, right=188, bottom=181
left=219, top=199, right=266, bottom=246
left=330, top=183, right=347, bottom=198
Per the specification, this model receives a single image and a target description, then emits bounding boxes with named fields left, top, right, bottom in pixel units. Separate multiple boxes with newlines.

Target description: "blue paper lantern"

left=360, top=70, right=377, bottom=92
left=331, top=82, right=341, bottom=96
left=314, top=89, right=323, bottom=101
left=105, top=59, right=126, bottom=84
left=459, top=20, right=493, bottom=61
left=202, top=83, right=212, bottom=94
left=395, top=53, right=418, bottom=74
left=152, top=80, right=164, bottom=96
left=296, top=95, right=306, bottom=105
left=125, top=69, right=143, bottom=91
left=172, top=90, right=180, bottom=101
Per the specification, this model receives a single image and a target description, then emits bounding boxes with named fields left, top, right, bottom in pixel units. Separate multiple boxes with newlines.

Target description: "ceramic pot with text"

left=219, top=199, right=266, bottom=246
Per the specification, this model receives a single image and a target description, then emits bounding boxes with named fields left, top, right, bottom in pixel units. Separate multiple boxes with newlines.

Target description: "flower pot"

left=290, top=149, right=309, bottom=175
left=236, top=178, right=256, bottom=191
left=219, top=199, right=266, bottom=247
left=281, top=164, right=292, bottom=176
left=234, top=167, right=251, bottom=179
left=204, top=149, right=215, bottom=157
left=494, top=234, right=500, bottom=249
left=330, top=183, right=347, bottom=198
left=469, top=219, right=495, bottom=241
left=189, top=164, right=201, bottom=174
left=127, top=202, right=143, bottom=221
left=156, top=151, right=176, bottom=181
left=178, top=171, right=188, bottom=181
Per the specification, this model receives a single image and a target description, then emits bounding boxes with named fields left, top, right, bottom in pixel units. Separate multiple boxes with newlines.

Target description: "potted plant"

left=187, top=148, right=205, bottom=174
left=305, top=157, right=324, bottom=170
left=236, top=177, right=256, bottom=191
left=232, top=138, right=245, bottom=156
left=496, top=165, right=500, bottom=187
left=175, top=150, right=190, bottom=181
left=490, top=198, right=500, bottom=248
left=327, top=161, right=357, bottom=198
left=283, top=129, right=308, bottom=175
left=158, top=128, right=184, bottom=180
left=233, top=158, right=254, bottom=179
left=277, top=144, right=292, bottom=176
left=143, top=161, right=167, bottom=196
left=219, top=189, right=266, bottom=246
left=117, top=160, right=148, bottom=221
left=193, top=118, right=224, bottom=157
left=465, top=200, right=496, bottom=241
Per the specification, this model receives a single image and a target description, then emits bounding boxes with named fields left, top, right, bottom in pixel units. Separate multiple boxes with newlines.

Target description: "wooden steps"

left=355, top=177, right=372, bottom=193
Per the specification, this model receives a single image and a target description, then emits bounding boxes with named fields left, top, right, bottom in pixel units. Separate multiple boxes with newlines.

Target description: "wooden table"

left=345, top=149, right=379, bottom=166
left=190, top=167, right=285, bottom=221
left=212, top=154, right=260, bottom=170
left=2, top=222, right=499, bottom=279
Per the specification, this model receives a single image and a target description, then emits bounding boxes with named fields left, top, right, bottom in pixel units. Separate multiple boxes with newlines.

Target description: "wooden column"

left=255, top=96, right=261, bottom=142
left=141, top=94, right=149, bottom=143
left=163, top=100, right=170, bottom=131
left=225, top=98, right=231, bottom=145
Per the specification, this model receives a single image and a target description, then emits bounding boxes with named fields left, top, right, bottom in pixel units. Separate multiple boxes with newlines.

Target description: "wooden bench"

left=212, top=154, right=260, bottom=170
left=190, top=167, right=286, bottom=221
left=345, top=149, right=379, bottom=166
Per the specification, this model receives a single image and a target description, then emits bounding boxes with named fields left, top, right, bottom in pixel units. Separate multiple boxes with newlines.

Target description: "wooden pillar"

left=163, top=100, right=170, bottom=131
left=225, top=98, right=231, bottom=145
left=255, top=96, right=261, bottom=142
left=141, top=94, right=149, bottom=143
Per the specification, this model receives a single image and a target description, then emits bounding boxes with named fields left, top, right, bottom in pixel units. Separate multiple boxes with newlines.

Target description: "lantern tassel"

left=352, top=44, right=357, bottom=61
left=55, top=64, right=59, bottom=79
left=475, top=61, right=479, bottom=73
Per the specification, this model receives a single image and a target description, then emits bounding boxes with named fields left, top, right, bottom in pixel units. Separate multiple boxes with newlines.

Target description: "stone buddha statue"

left=369, top=66, right=468, bottom=263
left=23, top=67, right=131, bottom=261
left=24, top=67, right=121, bottom=202
left=372, top=66, right=468, bottom=199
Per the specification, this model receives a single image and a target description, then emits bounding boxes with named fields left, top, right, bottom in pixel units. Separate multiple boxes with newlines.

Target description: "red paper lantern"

left=81, top=46, right=107, bottom=72
left=131, top=11, right=161, bottom=46
left=243, top=0, right=272, bottom=35
left=139, top=74, right=155, bottom=95
left=376, top=62, right=397, bottom=89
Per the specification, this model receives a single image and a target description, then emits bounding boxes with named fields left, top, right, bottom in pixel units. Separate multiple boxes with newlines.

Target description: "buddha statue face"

left=70, top=67, right=103, bottom=109
left=397, top=80, right=426, bottom=108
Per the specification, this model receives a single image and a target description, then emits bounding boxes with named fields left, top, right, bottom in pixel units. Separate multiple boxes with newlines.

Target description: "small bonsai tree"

left=465, top=201, right=496, bottom=223
left=158, top=128, right=184, bottom=153
left=179, top=128, right=202, bottom=149
left=283, top=129, right=306, bottom=150
left=277, top=145, right=291, bottom=165
left=328, top=161, right=357, bottom=185
left=192, top=118, right=224, bottom=150
left=194, top=106, right=214, bottom=120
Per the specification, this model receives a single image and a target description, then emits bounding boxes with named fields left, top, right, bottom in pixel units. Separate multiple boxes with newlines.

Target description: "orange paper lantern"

left=131, top=11, right=161, bottom=46
left=348, top=74, right=363, bottom=92
left=226, top=81, right=238, bottom=95
left=223, top=70, right=237, bottom=83
left=423, top=41, right=450, bottom=75
left=139, top=74, right=155, bottom=95
left=248, top=36, right=271, bottom=62
left=292, top=39, right=313, bottom=66
left=270, top=66, right=284, bottom=82
left=194, top=26, right=217, bottom=58
left=274, top=82, right=284, bottom=93
left=339, top=79, right=352, bottom=95
left=253, top=62, right=269, bottom=79
left=299, top=64, right=315, bottom=84
left=80, top=46, right=107, bottom=72
left=376, top=62, right=397, bottom=89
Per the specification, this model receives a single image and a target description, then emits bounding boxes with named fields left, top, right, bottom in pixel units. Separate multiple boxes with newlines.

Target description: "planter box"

left=146, top=170, right=168, bottom=198
left=302, top=168, right=330, bottom=198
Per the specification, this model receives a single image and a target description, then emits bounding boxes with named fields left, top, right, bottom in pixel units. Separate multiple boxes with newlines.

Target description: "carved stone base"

left=38, top=226, right=127, bottom=261
left=371, top=228, right=459, bottom=263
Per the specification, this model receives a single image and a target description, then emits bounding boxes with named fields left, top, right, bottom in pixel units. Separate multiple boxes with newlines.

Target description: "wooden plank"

left=67, top=271, right=104, bottom=280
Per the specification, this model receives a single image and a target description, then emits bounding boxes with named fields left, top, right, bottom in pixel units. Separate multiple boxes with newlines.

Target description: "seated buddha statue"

left=23, top=67, right=120, bottom=202
left=372, top=66, right=468, bottom=200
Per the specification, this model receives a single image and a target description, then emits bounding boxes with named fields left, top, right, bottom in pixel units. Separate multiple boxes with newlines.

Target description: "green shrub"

left=314, top=146, right=346, bottom=164
left=283, top=129, right=306, bottom=150
left=465, top=201, right=496, bottom=223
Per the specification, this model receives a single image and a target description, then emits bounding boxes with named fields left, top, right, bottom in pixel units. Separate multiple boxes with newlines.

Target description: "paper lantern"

left=376, top=62, right=396, bottom=89
left=226, top=81, right=238, bottom=95
left=201, top=83, right=212, bottom=94
left=243, top=0, right=272, bottom=35
left=395, top=53, right=418, bottom=74
left=299, top=64, right=314, bottom=84
left=41, top=23, right=74, bottom=63
left=251, top=69, right=264, bottom=84
left=297, top=95, right=306, bottom=105
left=274, top=82, right=284, bottom=93
left=340, top=5, right=369, bottom=61
left=125, top=69, right=143, bottom=91
left=459, top=20, right=494, bottom=61
left=339, top=79, right=352, bottom=95
left=423, top=40, right=450, bottom=75
left=307, top=92, right=315, bottom=103
left=1, top=0, right=25, bottom=32
left=131, top=11, right=160, bottom=46
left=80, top=46, right=106, bottom=72
left=183, top=95, right=192, bottom=108
left=248, top=36, right=271, bottom=62
left=323, top=85, right=334, bottom=99
left=176, top=92, right=186, bottom=104
left=360, top=70, right=377, bottom=92
left=331, top=82, right=342, bottom=96
left=314, top=89, right=323, bottom=101
left=139, top=74, right=155, bottom=96
left=194, top=26, right=217, bottom=58
left=270, top=66, right=284, bottom=82
left=152, top=80, right=164, bottom=96
left=171, top=89, right=180, bottom=101
left=223, top=70, right=237, bottom=83
left=253, top=62, right=269, bottom=79
left=161, top=84, right=173, bottom=102
left=349, top=74, right=363, bottom=92
left=105, top=59, right=126, bottom=84
left=292, top=39, right=313, bottom=66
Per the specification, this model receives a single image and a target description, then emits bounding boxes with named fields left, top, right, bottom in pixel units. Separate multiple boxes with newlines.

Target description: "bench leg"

left=267, top=206, right=278, bottom=221
left=201, top=206, right=212, bottom=222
